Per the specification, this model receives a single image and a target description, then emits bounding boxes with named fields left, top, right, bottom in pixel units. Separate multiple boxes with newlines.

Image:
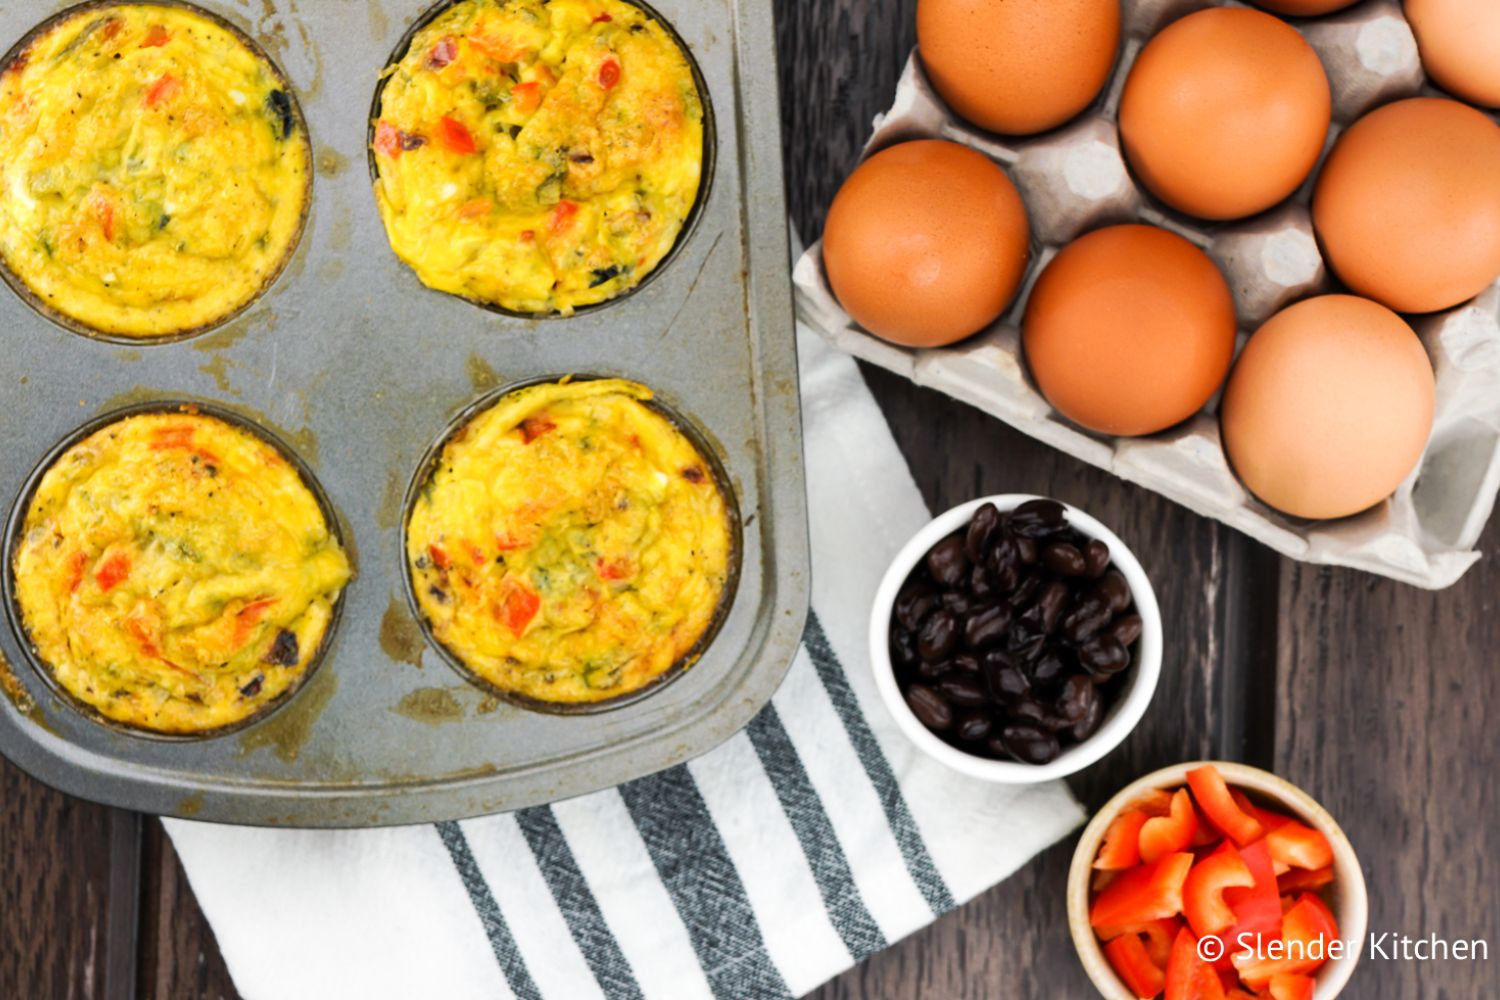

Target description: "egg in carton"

left=793, top=0, right=1500, bottom=590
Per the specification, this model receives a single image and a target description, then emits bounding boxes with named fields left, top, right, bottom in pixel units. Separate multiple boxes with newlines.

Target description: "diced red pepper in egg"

left=497, top=579, right=540, bottom=637
left=144, top=73, right=181, bottom=109
left=598, top=57, right=621, bottom=90
left=141, top=24, right=171, bottom=47
left=95, top=551, right=132, bottom=593
left=511, top=81, right=542, bottom=113
left=437, top=115, right=477, bottom=154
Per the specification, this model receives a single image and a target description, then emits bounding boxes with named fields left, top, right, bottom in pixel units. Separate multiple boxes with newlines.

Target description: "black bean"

left=905, top=685, right=953, bottom=731
left=1015, top=535, right=1039, bottom=565
left=963, top=602, right=1013, bottom=650
left=1062, top=596, right=1112, bottom=645
left=1012, top=633, right=1047, bottom=664
left=917, top=658, right=949, bottom=681
left=264, top=628, right=299, bottom=666
left=1055, top=674, right=1099, bottom=724
left=926, top=534, right=969, bottom=588
left=916, top=609, right=959, bottom=661
left=1001, top=724, right=1062, bottom=764
left=1007, top=698, right=1047, bottom=724
left=969, top=563, right=998, bottom=601
left=1042, top=542, right=1087, bottom=577
left=239, top=674, right=264, bottom=698
left=1097, top=570, right=1132, bottom=614
left=951, top=652, right=982, bottom=674
left=265, top=88, right=296, bottom=140
left=1009, top=499, right=1068, bottom=538
left=1083, top=538, right=1111, bottom=579
left=988, top=534, right=1019, bottom=580
left=894, top=580, right=940, bottom=631
left=1078, top=635, right=1130, bottom=676
left=956, top=712, right=994, bottom=743
left=891, top=627, right=919, bottom=668
left=1030, top=649, right=1068, bottom=691
left=1070, top=693, right=1105, bottom=742
left=941, top=591, right=975, bottom=617
left=937, top=674, right=989, bottom=708
left=964, top=502, right=1001, bottom=563
left=1037, top=580, right=1071, bottom=635
left=1109, top=613, right=1144, bottom=649
left=985, top=658, right=1031, bottom=703
left=1009, top=573, right=1042, bottom=610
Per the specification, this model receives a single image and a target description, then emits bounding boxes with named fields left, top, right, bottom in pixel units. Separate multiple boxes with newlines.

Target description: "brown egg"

left=1313, top=98, right=1500, bottom=314
left=822, top=140, right=1030, bottom=348
left=1022, top=225, right=1237, bottom=437
left=1407, top=0, right=1500, bottom=108
left=1249, top=0, right=1360, bottom=14
left=1120, top=8, right=1331, bottom=221
left=1222, top=296, right=1435, bottom=520
left=917, top=0, right=1120, bottom=136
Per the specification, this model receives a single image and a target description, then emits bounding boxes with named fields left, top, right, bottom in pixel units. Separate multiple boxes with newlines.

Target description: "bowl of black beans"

left=870, top=496, right=1161, bottom=782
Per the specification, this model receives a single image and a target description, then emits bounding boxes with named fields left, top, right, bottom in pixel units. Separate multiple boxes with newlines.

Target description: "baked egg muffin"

left=10, top=409, right=351, bottom=734
left=372, top=0, right=706, bottom=314
left=0, top=3, right=311, bottom=339
left=406, top=378, right=733, bottom=705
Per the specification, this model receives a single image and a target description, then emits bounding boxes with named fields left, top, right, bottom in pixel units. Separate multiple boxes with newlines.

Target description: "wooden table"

left=3, top=1, right=1497, bottom=996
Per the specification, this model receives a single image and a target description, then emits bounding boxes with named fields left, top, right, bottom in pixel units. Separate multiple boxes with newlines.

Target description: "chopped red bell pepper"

left=1133, top=789, right=1175, bottom=817
left=512, top=80, right=542, bottom=113
left=1266, top=821, right=1334, bottom=871
left=1165, top=928, right=1226, bottom=1000
left=549, top=199, right=580, bottom=233
left=141, top=24, right=171, bottom=47
left=1092, top=853, right=1194, bottom=929
left=374, top=120, right=402, bottom=159
left=1096, top=809, right=1150, bottom=871
left=95, top=551, right=132, bottom=593
left=427, top=35, right=458, bottom=69
left=497, top=578, right=540, bottom=636
left=438, top=115, right=477, bottom=154
left=1277, top=865, right=1334, bottom=895
left=1106, top=933, right=1167, bottom=999
left=1231, top=893, right=1340, bottom=989
left=1268, top=973, right=1315, bottom=1000
left=144, top=73, right=181, bottom=109
left=1183, top=843, right=1255, bottom=938
left=521, top=416, right=556, bottom=443
left=1140, top=789, right=1199, bottom=864
left=1231, top=790, right=1292, bottom=833
left=1186, top=766, right=1265, bottom=848
left=598, top=57, right=621, bottom=89
left=1137, top=917, right=1183, bottom=969
left=1222, top=839, right=1283, bottom=958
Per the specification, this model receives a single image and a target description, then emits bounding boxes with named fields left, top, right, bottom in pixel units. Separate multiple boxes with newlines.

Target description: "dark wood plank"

left=136, top=819, right=239, bottom=1000
left=1274, top=519, right=1500, bottom=997
left=0, top=757, right=140, bottom=999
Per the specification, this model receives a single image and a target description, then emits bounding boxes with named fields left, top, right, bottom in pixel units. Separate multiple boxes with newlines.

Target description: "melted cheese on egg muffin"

left=372, top=0, right=705, bottom=314
left=407, top=379, right=732, bottom=704
left=11, top=411, right=351, bottom=734
left=0, top=4, right=310, bottom=338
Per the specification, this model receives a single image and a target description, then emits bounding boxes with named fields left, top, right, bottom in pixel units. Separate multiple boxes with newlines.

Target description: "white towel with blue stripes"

left=165, top=324, right=1086, bottom=1000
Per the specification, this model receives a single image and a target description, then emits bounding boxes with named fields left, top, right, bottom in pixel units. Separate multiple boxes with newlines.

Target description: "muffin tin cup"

left=400, top=374, right=744, bottom=716
left=0, top=0, right=314, bottom=346
left=0, top=0, right=805, bottom=827
left=1, top=401, right=352, bottom=741
left=367, top=0, right=718, bottom=320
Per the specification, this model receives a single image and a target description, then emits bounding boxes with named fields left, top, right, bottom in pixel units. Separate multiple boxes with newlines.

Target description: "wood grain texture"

left=137, top=820, right=238, bottom=1000
left=1274, top=518, right=1500, bottom=998
left=0, top=757, right=138, bottom=999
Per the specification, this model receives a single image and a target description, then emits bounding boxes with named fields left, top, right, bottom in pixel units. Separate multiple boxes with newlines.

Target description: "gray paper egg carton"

left=793, top=0, right=1500, bottom=590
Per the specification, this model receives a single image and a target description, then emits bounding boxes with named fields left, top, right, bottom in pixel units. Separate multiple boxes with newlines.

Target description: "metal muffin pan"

left=0, top=0, right=807, bottom=827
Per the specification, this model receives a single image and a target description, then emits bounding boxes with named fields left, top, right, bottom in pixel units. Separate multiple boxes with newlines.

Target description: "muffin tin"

left=0, top=0, right=806, bottom=826
left=794, top=0, right=1500, bottom=590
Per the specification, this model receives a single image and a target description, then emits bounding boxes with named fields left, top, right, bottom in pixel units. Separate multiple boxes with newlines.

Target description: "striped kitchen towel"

left=164, top=324, right=1085, bottom=1000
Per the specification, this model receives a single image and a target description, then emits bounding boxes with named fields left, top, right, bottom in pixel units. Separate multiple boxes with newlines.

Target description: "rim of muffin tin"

left=399, top=373, right=744, bottom=716
left=1, top=400, right=352, bottom=741
left=366, top=0, right=718, bottom=320
left=0, top=0, right=314, bottom=347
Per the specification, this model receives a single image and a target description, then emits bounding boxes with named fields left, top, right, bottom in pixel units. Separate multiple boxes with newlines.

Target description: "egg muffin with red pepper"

left=372, top=0, right=706, bottom=314
left=10, top=410, right=351, bottom=734
left=0, top=3, right=310, bottom=339
left=406, top=379, right=733, bottom=705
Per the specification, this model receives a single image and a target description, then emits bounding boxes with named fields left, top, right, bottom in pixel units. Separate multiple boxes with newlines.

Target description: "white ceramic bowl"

left=1067, top=762, right=1369, bottom=999
left=869, top=495, right=1162, bottom=783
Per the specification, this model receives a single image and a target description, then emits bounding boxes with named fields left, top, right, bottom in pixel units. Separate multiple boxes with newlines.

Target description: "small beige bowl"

left=1067, top=761, right=1369, bottom=999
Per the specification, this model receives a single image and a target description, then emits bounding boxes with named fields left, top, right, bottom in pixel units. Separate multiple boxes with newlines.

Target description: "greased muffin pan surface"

left=0, top=0, right=806, bottom=826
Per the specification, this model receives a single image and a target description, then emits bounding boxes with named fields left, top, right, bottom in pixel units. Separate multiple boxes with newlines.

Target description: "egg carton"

left=793, top=0, right=1500, bottom=590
